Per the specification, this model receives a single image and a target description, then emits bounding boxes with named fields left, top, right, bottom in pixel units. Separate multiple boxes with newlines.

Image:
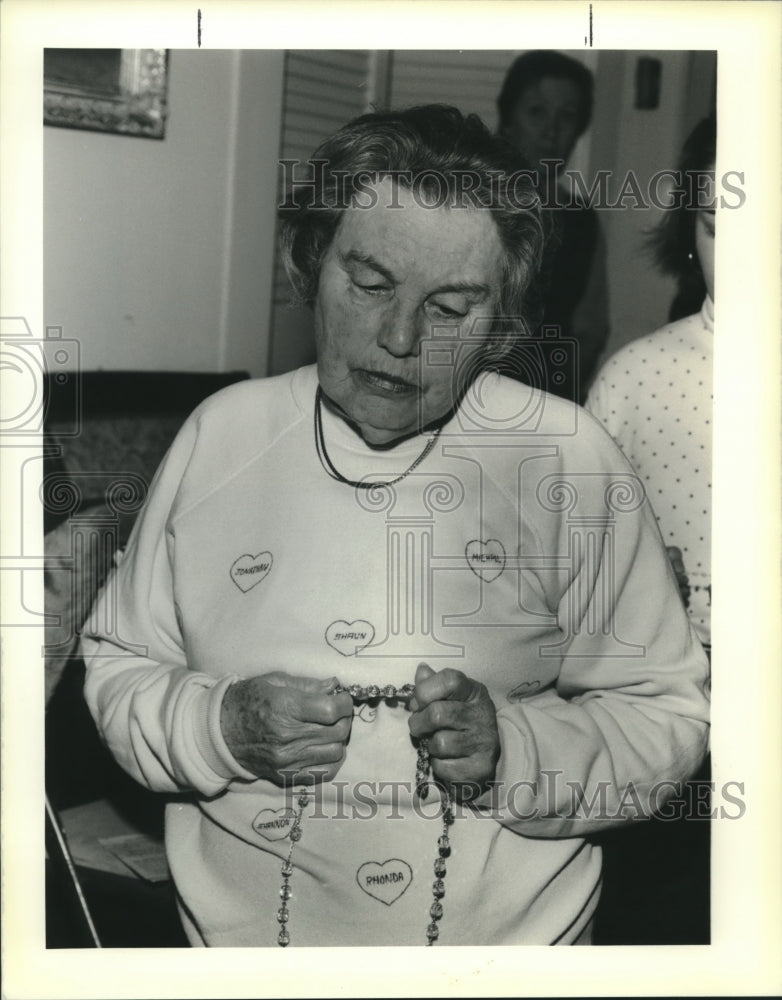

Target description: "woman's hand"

left=408, top=663, right=500, bottom=799
left=220, top=672, right=354, bottom=785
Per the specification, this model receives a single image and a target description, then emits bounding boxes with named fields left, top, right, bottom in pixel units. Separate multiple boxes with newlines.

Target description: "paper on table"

left=59, top=798, right=169, bottom=880
left=98, top=833, right=170, bottom=883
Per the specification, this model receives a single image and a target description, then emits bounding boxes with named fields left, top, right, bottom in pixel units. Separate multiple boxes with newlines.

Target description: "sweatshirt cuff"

left=191, top=675, right=258, bottom=785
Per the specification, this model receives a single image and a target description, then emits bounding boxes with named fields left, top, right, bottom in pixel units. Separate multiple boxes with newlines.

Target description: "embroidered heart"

left=465, top=539, right=506, bottom=581
left=507, top=679, right=541, bottom=703
left=356, top=859, right=413, bottom=906
left=251, top=808, right=296, bottom=841
left=230, top=552, right=273, bottom=592
left=325, top=620, right=375, bottom=656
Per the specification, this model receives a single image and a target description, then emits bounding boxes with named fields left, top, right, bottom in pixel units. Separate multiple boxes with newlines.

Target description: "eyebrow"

left=338, top=249, right=493, bottom=298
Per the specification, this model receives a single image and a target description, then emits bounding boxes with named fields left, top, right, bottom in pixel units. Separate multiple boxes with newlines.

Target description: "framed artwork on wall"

left=43, top=49, right=169, bottom=139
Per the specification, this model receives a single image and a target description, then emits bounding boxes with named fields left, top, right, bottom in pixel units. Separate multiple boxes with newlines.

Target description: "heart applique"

left=325, top=620, right=375, bottom=656
left=251, top=808, right=296, bottom=841
left=230, top=552, right=273, bottom=592
left=507, top=679, right=541, bottom=703
left=465, top=539, right=506, bottom=581
left=356, top=859, right=413, bottom=906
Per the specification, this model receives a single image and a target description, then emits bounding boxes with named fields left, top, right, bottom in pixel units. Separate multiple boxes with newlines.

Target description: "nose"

left=376, top=301, right=424, bottom=358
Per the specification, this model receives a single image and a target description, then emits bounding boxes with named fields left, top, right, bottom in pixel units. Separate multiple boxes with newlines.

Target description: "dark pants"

left=591, top=755, right=711, bottom=945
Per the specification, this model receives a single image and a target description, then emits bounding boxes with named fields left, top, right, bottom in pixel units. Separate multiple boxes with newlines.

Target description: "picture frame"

left=43, top=49, right=169, bottom=139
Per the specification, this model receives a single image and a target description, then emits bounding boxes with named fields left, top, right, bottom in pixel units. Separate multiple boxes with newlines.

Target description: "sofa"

left=44, top=369, right=249, bottom=946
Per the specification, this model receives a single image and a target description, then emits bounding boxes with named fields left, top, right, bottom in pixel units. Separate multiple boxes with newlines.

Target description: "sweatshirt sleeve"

left=478, top=420, right=710, bottom=836
left=81, top=411, right=257, bottom=798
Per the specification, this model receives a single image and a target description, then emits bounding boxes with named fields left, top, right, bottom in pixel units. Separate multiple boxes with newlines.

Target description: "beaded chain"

left=276, top=787, right=309, bottom=947
left=275, top=681, right=454, bottom=947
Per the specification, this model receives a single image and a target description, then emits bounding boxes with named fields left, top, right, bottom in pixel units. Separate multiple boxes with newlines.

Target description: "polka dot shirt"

left=586, top=297, right=713, bottom=644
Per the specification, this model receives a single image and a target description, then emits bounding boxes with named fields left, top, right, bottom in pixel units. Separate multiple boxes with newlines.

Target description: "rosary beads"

left=276, top=788, right=309, bottom=947
left=276, top=680, right=453, bottom=947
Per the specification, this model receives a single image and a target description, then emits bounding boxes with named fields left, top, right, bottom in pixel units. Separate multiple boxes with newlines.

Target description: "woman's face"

left=694, top=167, right=716, bottom=300
left=503, top=76, right=583, bottom=170
left=314, top=180, right=505, bottom=446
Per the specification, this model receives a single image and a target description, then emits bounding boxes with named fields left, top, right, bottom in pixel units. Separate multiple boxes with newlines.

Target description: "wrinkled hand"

left=666, top=546, right=691, bottom=608
left=408, top=663, right=500, bottom=799
left=220, top=672, right=353, bottom=786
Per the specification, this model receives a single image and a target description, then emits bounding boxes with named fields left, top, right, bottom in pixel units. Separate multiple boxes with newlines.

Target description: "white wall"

left=44, top=50, right=283, bottom=376
left=269, top=49, right=371, bottom=375
left=43, top=48, right=715, bottom=379
left=388, top=49, right=597, bottom=180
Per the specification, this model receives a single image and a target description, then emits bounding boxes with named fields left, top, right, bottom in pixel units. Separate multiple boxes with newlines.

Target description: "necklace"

left=275, top=681, right=454, bottom=947
left=314, top=387, right=442, bottom=490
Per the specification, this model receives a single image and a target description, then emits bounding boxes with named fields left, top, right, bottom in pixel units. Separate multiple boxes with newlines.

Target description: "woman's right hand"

left=220, top=672, right=354, bottom=785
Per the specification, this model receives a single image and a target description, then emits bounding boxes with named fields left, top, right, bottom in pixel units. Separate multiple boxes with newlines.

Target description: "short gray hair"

left=278, top=104, right=548, bottom=345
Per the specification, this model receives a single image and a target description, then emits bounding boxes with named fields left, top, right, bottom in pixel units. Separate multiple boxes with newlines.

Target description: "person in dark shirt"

left=497, top=50, right=609, bottom=404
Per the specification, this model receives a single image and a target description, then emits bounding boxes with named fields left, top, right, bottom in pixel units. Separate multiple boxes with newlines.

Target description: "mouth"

left=355, top=369, right=419, bottom=396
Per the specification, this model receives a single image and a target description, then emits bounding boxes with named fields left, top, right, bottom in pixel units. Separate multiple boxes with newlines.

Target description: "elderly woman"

left=82, top=105, right=709, bottom=948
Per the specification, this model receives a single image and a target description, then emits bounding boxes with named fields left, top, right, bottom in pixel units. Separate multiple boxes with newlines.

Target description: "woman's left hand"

left=408, top=663, right=500, bottom=798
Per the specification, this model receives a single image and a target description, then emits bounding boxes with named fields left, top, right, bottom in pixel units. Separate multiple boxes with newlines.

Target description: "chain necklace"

left=275, top=682, right=454, bottom=947
left=314, top=387, right=442, bottom=490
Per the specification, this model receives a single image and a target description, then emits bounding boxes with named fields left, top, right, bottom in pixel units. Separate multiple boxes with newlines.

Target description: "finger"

left=426, top=728, right=475, bottom=759
left=279, top=739, right=347, bottom=770
left=430, top=758, right=490, bottom=796
left=408, top=700, right=466, bottom=738
left=283, top=674, right=340, bottom=695
left=408, top=662, right=435, bottom=713
left=293, top=714, right=352, bottom=745
left=415, top=662, right=435, bottom=684
left=293, top=690, right=354, bottom=726
left=413, top=667, right=475, bottom=709
left=427, top=727, right=497, bottom=761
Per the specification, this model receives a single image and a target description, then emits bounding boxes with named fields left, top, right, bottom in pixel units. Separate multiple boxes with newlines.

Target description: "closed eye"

left=428, top=294, right=472, bottom=319
left=354, top=280, right=390, bottom=296
left=432, top=303, right=467, bottom=319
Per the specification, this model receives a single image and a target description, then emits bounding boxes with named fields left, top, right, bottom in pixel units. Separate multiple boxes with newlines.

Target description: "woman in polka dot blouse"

left=586, top=114, right=714, bottom=946
left=587, top=115, right=715, bottom=651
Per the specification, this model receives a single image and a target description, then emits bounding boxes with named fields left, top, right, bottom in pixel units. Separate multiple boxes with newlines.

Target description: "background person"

left=586, top=114, right=715, bottom=943
left=587, top=113, right=715, bottom=650
left=82, top=106, right=709, bottom=948
left=497, top=50, right=610, bottom=404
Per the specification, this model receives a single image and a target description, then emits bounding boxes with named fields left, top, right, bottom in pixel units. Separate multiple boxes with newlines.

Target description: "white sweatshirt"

left=82, top=366, right=709, bottom=947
